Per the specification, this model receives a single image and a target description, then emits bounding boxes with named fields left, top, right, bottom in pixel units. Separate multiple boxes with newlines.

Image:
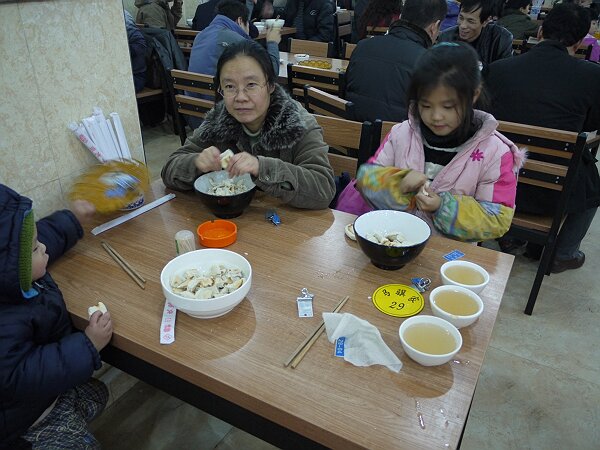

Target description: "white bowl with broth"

left=440, top=260, right=489, bottom=294
left=429, top=285, right=484, bottom=328
left=399, top=315, right=462, bottom=366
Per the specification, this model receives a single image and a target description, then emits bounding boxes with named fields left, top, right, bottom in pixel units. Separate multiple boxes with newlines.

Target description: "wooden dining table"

left=278, top=51, right=349, bottom=84
left=51, top=181, right=513, bottom=449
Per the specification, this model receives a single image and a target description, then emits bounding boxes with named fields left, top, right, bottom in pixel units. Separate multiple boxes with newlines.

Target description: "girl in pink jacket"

left=337, top=42, right=525, bottom=242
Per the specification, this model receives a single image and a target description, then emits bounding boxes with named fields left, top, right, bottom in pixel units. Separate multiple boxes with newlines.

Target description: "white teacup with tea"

left=440, top=260, right=489, bottom=294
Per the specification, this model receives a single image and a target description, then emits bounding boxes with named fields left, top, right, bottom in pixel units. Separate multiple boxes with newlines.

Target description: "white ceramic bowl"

left=399, top=315, right=462, bottom=366
left=160, top=249, right=252, bottom=318
left=440, top=260, right=490, bottom=294
left=186, top=18, right=193, bottom=27
left=429, top=285, right=484, bottom=329
left=265, top=18, right=285, bottom=28
left=255, top=23, right=265, bottom=32
left=353, top=210, right=431, bottom=270
left=294, top=53, right=310, bottom=62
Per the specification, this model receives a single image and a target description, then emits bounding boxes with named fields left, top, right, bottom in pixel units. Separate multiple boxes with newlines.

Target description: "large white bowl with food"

left=265, top=18, right=285, bottom=28
left=160, top=249, right=252, bottom=318
left=399, top=315, right=462, bottom=366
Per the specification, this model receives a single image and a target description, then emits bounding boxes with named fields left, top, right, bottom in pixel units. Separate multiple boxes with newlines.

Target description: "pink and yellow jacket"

left=337, top=111, right=526, bottom=242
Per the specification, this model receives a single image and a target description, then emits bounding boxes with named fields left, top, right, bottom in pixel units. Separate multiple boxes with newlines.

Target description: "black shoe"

left=551, top=251, right=585, bottom=274
left=498, top=237, right=527, bottom=253
left=523, top=243, right=543, bottom=261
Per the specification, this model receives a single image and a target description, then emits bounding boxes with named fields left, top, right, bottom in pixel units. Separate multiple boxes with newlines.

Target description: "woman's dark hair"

left=502, top=0, right=532, bottom=14
left=408, top=42, right=486, bottom=142
left=542, top=3, right=590, bottom=46
left=357, top=0, right=402, bottom=40
left=215, top=40, right=276, bottom=92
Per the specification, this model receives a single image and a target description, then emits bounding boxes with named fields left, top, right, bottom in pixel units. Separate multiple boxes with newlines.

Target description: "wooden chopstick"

left=284, top=295, right=350, bottom=369
left=101, top=241, right=145, bottom=290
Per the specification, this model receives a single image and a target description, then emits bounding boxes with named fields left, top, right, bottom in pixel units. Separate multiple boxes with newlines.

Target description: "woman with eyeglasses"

left=161, top=40, right=336, bottom=210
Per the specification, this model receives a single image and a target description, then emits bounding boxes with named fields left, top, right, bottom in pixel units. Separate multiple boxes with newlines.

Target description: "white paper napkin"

left=323, top=312, right=402, bottom=373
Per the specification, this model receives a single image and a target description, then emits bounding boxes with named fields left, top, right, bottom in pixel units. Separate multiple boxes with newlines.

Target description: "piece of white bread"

left=220, top=149, right=234, bottom=169
left=88, top=301, right=108, bottom=319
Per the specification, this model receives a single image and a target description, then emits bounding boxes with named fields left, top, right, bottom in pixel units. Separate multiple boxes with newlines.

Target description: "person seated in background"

left=193, top=0, right=260, bottom=38
left=354, top=0, right=403, bottom=41
left=0, top=184, right=113, bottom=448
left=345, top=0, right=448, bottom=122
left=162, top=40, right=336, bottom=209
left=582, top=7, right=600, bottom=61
left=486, top=3, right=600, bottom=272
left=438, top=0, right=513, bottom=64
left=124, top=10, right=148, bottom=93
left=187, top=0, right=281, bottom=129
left=339, top=43, right=522, bottom=242
left=284, top=0, right=334, bottom=42
left=497, top=0, right=540, bottom=39
left=135, top=0, right=183, bottom=30
left=441, top=0, right=462, bottom=31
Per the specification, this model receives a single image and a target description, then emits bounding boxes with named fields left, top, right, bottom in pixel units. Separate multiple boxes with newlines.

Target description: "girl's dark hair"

left=358, top=0, right=402, bottom=40
left=408, top=42, right=486, bottom=142
left=215, top=40, right=276, bottom=91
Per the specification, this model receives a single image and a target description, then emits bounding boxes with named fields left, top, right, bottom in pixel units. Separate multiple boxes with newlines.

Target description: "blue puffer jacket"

left=0, top=185, right=101, bottom=446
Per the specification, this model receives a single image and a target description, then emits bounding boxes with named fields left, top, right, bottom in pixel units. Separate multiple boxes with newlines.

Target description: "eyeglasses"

left=218, top=82, right=268, bottom=98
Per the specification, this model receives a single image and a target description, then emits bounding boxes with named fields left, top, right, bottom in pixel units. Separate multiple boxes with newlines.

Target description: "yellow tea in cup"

left=444, top=265, right=485, bottom=285
left=403, top=323, right=457, bottom=355
left=434, top=290, right=479, bottom=316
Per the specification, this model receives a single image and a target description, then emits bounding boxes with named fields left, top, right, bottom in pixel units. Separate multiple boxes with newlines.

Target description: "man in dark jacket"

left=284, top=0, right=334, bottom=42
left=486, top=3, right=600, bottom=272
left=124, top=10, right=148, bottom=92
left=135, top=0, right=184, bottom=30
left=438, top=0, right=513, bottom=64
left=0, top=185, right=112, bottom=447
left=345, top=0, right=448, bottom=123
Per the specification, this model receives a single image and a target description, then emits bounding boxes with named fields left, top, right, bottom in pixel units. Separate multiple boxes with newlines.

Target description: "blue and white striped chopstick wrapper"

left=91, top=193, right=176, bottom=235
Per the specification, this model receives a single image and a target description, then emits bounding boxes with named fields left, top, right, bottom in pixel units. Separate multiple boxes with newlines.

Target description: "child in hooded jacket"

left=337, top=42, right=525, bottom=242
left=0, top=184, right=113, bottom=449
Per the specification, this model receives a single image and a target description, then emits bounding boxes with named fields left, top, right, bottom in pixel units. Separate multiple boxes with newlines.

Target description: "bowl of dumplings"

left=161, top=249, right=252, bottom=318
left=353, top=210, right=431, bottom=270
left=194, top=167, right=256, bottom=219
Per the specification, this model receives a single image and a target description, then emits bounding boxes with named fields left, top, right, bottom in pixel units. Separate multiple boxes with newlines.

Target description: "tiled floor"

left=90, top=122, right=600, bottom=449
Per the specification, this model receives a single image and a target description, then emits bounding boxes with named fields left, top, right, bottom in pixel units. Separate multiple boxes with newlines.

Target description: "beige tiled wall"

left=0, top=0, right=144, bottom=218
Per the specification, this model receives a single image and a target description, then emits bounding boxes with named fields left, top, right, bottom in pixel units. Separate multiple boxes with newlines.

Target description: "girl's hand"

left=415, top=186, right=441, bottom=212
left=227, top=152, right=259, bottom=178
left=194, top=146, right=222, bottom=173
left=70, top=200, right=96, bottom=223
left=85, top=311, right=113, bottom=352
left=399, top=170, right=428, bottom=193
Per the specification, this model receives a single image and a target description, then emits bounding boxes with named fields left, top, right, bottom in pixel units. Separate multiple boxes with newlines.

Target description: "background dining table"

left=278, top=52, right=349, bottom=84
left=51, top=180, right=514, bottom=449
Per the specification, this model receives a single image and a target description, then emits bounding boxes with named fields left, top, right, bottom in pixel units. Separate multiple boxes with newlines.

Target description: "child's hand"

left=399, top=170, right=428, bottom=194
left=415, top=186, right=441, bottom=212
left=70, top=200, right=96, bottom=223
left=195, top=146, right=222, bottom=173
left=85, top=311, right=113, bottom=352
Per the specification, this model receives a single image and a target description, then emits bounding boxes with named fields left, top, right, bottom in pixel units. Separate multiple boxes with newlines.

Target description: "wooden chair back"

left=289, top=39, right=333, bottom=57
left=287, top=63, right=346, bottom=101
left=366, top=26, right=388, bottom=37
left=512, top=39, right=524, bottom=55
left=304, top=85, right=354, bottom=119
left=334, top=10, right=353, bottom=57
left=574, top=44, right=593, bottom=60
left=173, top=28, right=199, bottom=55
left=342, top=42, right=357, bottom=60
left=170, top=69, right=218, bottom=144
left=496, top=120, right=590, bottom=315
left=313, top=114, right=376, bottom=178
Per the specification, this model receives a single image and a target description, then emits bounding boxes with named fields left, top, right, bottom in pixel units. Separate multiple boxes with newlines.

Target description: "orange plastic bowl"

left=197, top=220, right=237, bottom=248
